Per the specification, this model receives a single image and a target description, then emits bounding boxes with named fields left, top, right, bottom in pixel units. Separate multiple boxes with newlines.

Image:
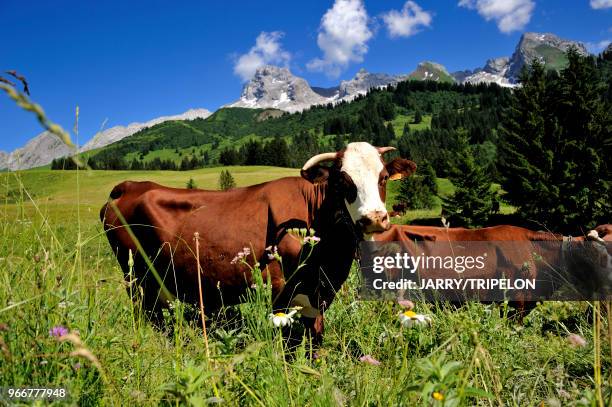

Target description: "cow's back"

left=100, top=177, right=314, bottom=313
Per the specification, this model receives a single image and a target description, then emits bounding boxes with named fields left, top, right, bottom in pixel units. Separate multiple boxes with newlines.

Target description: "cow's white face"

left=301, top=141, right=416, bottom=235
left=341, top=142, right=390, bottom=233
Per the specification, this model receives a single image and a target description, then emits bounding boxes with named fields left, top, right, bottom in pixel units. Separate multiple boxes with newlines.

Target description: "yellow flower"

left=432, top=391, right=444, bottom=401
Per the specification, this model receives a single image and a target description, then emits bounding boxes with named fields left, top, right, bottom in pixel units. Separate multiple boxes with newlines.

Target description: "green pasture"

left=0, top=167, right=608, bottom=406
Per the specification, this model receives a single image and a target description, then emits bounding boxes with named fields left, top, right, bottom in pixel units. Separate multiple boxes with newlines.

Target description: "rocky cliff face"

left=338, top=68, right=401, bottom=98
left=1, top=108, right=211, bottom=170
left=1, top=131, right=75, bottom=170
left=227, top=66, right=405, bottom=111
left=226, top=66, right=329, bottom=112
left=81, top=108, right=211, bottom=152
left=453, top=32, right=588, bottom=86
left=506, top=32, right=588, bottom=81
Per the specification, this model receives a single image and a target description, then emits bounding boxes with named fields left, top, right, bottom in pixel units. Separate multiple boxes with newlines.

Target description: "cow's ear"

left=386, top=158, right=417, bottom=181
left=301, top=165, right=330, bottom=184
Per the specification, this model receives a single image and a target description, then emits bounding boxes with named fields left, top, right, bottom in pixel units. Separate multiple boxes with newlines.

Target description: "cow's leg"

left=300, top=313, right=325, bottom=348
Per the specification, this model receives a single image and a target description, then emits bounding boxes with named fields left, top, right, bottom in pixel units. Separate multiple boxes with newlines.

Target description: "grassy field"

left=0, top=167, right=609, bottom=406
left=387, top=114, right=432, bottom=136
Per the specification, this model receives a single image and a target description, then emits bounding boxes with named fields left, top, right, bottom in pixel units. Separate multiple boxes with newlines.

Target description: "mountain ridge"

left=0, top=108, right=211, bottom=170
left=452, top=32, right=587, bottom=86
left=3, top=31, right=592, bottom=170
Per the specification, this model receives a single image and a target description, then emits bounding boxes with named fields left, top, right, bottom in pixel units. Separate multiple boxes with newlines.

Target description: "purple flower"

left=398, top=300, right=414, bottom=309
left=49, top=325, right=68, bottom=337
left=359, top=354, right=381, bottom=366
left=73, top=362, right=82, bottom=370
left=266, top=245, right=279, bottom=260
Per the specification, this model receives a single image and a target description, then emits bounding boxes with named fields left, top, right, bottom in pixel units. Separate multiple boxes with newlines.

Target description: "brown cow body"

left=375, top=224, right=578, bottom=243
left=101, top=142, right=416, bottom=342
left=102, top=178, right=356, bottom=336
left=373, top=224, right=611, bottom=309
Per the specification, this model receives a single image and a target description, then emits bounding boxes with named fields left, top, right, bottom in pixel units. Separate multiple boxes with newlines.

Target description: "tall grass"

left=0, top=83, right=609, bottom=405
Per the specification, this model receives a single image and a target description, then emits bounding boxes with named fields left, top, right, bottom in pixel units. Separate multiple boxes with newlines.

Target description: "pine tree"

left=499, top=50, right=611, bottom=232
left=442, top=133, right=494, bottom=227
left=413, top=108, right=422, bottom=124
left=402, top=122, right=410, bottom=137
left=397, top=162, right=438, bottom=210
left=218, top=170, right=236, bottom=190
left=421, top=162, right=438, bottom=195
left=186, top=178, right=197, bottom=189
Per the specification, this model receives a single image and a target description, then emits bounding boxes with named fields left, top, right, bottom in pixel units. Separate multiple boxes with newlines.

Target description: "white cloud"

left=307, top=0, right=373, bottom=77
left=586, top=39, right=611, bottom=53
left=233, top=31, right=291, bottom=81
left=459, top=0, right=535, bottom=33
left=591, top=0, right=612, bottom=9
left=382, top=1, right=433, bottom=38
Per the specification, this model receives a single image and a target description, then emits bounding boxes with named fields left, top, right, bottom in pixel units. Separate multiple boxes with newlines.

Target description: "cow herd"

left=100, top=142, right=610, bottom=343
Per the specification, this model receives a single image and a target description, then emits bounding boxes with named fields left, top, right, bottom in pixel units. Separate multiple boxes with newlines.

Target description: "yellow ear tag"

left=389, top=173, right=403, bottom=181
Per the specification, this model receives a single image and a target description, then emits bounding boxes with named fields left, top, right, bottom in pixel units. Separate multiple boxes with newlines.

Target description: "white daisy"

left=399, top=310, right=432, bottom=328
left=269, top=309, right=298, bottom=327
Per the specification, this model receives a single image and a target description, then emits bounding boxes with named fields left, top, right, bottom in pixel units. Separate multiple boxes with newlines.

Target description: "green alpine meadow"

left=1, top=1, right=612, bottom=405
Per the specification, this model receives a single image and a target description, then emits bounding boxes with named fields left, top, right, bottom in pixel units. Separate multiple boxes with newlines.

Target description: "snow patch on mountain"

left=226, top=66, right=329, bottom=112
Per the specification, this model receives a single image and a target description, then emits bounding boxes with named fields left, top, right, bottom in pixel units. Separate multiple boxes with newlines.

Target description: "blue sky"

left=0, top=0, right=610, bottom=152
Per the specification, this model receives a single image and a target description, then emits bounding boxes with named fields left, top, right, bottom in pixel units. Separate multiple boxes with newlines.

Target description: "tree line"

left=395, top=48, right=610, bottom=233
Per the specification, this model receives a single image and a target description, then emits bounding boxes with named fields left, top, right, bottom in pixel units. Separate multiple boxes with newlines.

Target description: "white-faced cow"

left=101, top=142, right=416, bottom=342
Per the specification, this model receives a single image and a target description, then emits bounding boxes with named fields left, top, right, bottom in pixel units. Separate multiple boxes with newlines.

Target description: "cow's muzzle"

left=357, top=211, right=390, bottom=233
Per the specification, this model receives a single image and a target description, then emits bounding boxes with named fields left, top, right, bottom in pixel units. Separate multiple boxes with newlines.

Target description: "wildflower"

left=49, top=325, right=68, bottom=337
left=432, top=391, right=444, bottom=401
left=231, top=247, right=251, bottom=264
left=359, top=354, right=381, bottom=366
left=398, top=310, right=431, bottom=327
left=73, top=362, right=82, bottom=370
left=265, top=245, right=280, bottom=260
left=58, top=300, right=74, bottom=309
left=287, top=228, right=320, bottom=246
left=398, top=299, right=414, bottom=309
left=567, top=333, right=587, bottom=348
left=269, top=309, right=298, bottom=327
left=304, top=235, right=321, bottom=245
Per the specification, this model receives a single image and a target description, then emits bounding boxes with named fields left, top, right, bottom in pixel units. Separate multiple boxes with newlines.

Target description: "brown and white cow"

left=373, top=224, right=612, bottom=312
left=101, top=142, right=416, bottom=342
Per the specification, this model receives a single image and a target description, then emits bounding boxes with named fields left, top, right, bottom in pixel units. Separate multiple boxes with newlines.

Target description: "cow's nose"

left=363, top=210, right=390, bottom=232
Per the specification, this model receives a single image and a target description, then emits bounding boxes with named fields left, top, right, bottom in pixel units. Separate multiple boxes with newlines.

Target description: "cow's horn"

left=377, top=146, right=396, bottom=155
left=302, top=152, right=338, bottom=170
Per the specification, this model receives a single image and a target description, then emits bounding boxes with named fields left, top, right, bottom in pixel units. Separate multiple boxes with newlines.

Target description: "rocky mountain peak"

left=408, top=61, right=454, bottom=83
left=483, top=57, right=510, bottom=75
left=338, top=69, right=400, bottom=99
left=507, top=32, right=588, bottom=81
left=453, top=32, right=588, bottom=87
left=228, top=65, right=328, bottom=112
